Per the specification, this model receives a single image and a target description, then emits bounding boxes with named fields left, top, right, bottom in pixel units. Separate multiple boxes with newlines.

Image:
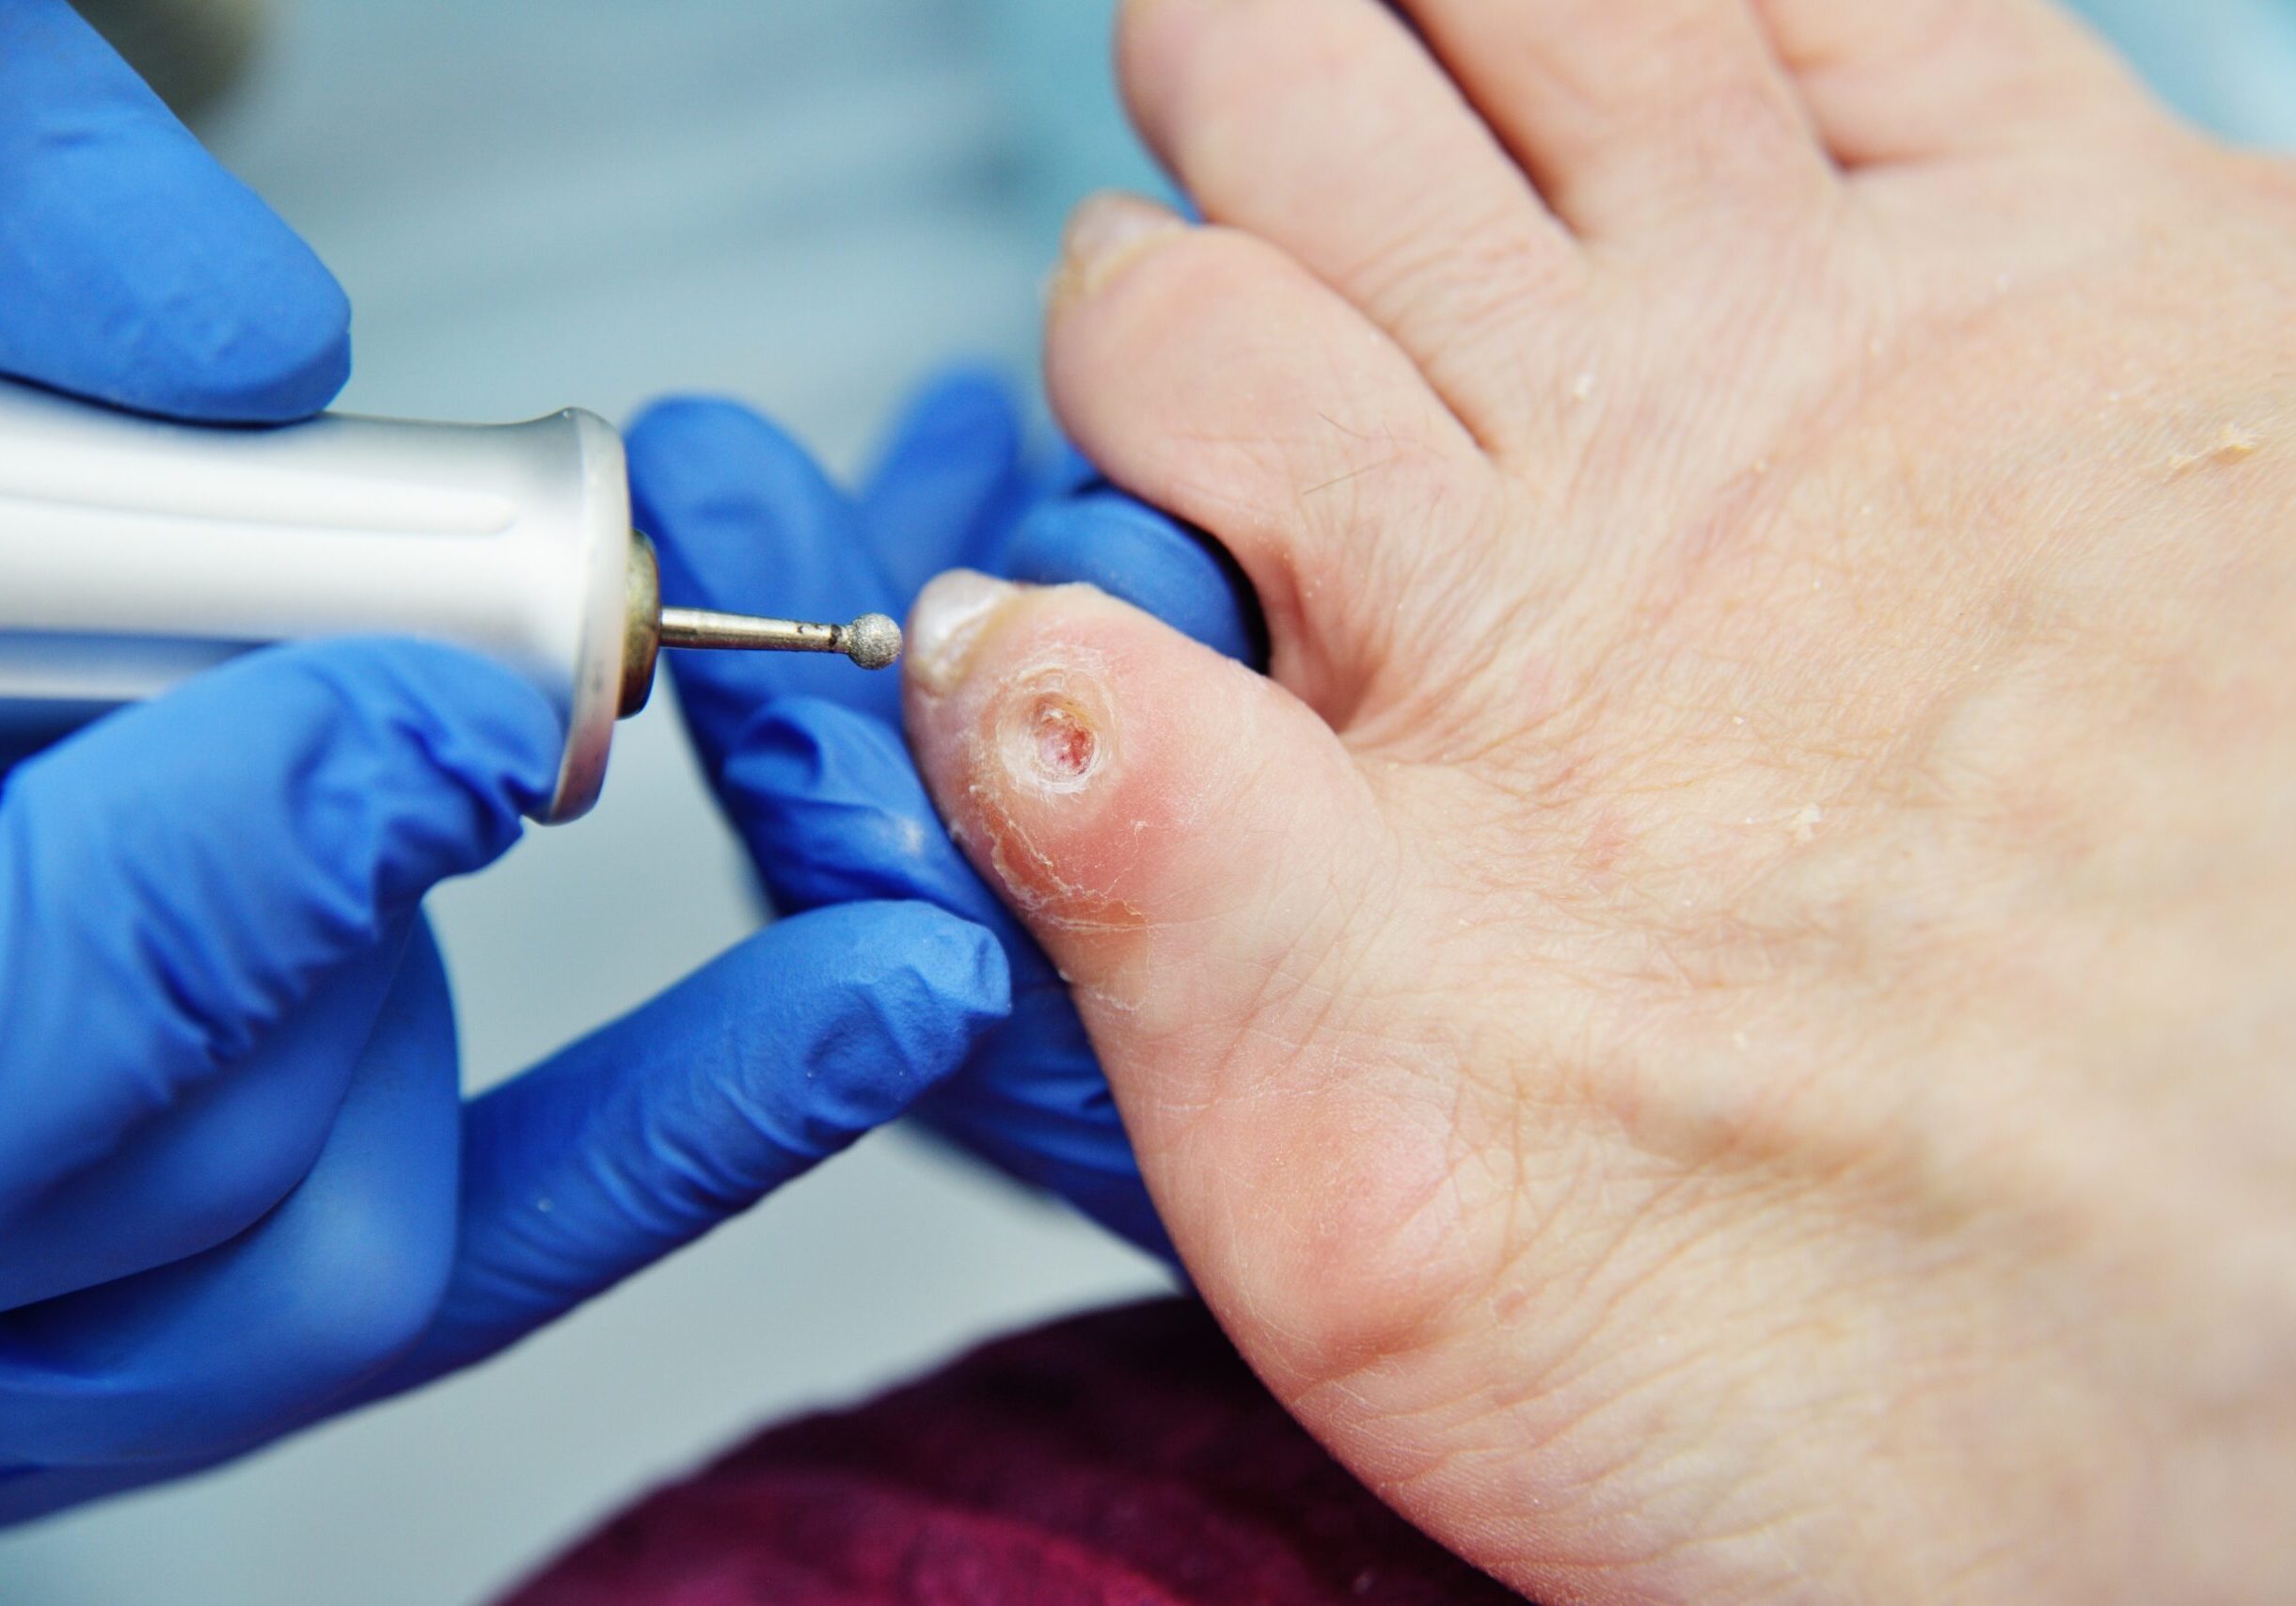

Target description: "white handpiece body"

left=0, top=378, right=632, bottom=821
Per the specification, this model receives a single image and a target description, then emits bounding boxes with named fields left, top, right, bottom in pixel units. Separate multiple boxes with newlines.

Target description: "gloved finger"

left=719, top=695, right=1015, bottom=932
left=0, top=640, right=559, bottom=1250
left=0, top=921, right=460, bottom=1468
left=356, top=901, right=1009, bottom=1395
left=0, top=930, right=404, bottom=1312
left=712, top=697, right=1174, bottom=1258
left=856, top=367, right=1037, bottom=600
left=0, top=0, right=350, bottom=421
left=629, top=397, right=906, bottom=755
left=995, top=486, right=1268, bottom=669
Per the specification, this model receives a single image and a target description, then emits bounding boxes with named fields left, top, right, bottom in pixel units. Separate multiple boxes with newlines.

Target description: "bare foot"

left=904, top=1, right=2296, bottom=1598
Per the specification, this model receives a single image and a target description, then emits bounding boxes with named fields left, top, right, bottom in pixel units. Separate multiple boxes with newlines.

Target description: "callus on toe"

left=992, top=660, right=1117, bottom=798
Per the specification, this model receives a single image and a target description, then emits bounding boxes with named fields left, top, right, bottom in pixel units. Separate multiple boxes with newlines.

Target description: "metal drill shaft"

left=659, top=607, right=838, bottom=654
left=657, top=606, right=903, bottom=670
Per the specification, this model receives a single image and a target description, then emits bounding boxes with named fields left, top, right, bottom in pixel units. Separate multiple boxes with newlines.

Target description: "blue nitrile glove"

left=0, top=2, right=1011, bottom=1523
left=0, top=644, right=1005, bottom=1524
left=0, top=0, right=348, bottom=421
left=627, top=374, right=1260, bottom=1260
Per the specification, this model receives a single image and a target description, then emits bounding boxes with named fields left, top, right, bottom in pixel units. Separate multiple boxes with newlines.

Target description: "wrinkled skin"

left=896, top=0, right=2296, bottom=1598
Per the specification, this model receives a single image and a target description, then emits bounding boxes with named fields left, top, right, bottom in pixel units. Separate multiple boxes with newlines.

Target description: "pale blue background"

left=0, top=2, right=2288, bottom=1602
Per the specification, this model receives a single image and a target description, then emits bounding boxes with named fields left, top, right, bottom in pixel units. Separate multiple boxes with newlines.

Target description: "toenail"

left=993, top=663, right=1114, bottom=796
left=1052, top=192, right=1189, bottom=306
left=909, top=569, right=1019, bottom=694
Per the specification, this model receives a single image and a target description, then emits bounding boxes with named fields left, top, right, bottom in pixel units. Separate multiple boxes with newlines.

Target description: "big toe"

left=902, top=571, right=1375, bottom=1031
left=902, top=574, right=1474, bottom=1329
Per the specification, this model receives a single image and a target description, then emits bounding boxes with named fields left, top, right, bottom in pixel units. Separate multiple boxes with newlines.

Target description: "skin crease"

left=906, top=0, right=2296, bottom=1599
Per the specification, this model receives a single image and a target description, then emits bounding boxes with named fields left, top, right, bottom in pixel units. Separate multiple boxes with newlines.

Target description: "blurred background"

left=0, top=1, right=2288, bottom=1601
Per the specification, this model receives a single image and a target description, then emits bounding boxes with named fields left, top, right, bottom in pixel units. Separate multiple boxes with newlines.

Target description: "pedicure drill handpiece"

left=0, top=377, right=898, bottom=822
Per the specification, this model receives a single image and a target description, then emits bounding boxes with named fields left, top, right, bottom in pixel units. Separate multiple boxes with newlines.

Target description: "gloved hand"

left=627, top=375, right=1260, bottom=1259
left=0, top=0, right=1011, bottom=1523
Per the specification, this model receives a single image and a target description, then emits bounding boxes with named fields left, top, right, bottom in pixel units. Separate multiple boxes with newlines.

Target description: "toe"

left=903, top=574, right=1514, bottom=1427
left=1398, top=0, right=1837, bottom=240
left=903, top=574, right=1381, bottom=1002
left=1755, top=0, right=2156, bottom=166
left=1044, top=193, right=1496, bottom=724
left=1118, top=0, right=1581, bottom=440
left=899, top=575, right=1420, bottom=1306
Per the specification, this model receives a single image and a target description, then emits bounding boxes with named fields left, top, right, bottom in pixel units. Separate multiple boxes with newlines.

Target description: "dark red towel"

left=498, top=1296, right=1523, bottom=1605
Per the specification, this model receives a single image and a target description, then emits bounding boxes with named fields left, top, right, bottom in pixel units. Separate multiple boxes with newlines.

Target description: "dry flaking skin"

left=961, top=649, right=1149, bottom=931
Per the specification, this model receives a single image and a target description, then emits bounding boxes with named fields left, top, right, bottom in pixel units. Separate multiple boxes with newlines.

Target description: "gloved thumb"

left=360, top=902, right=1009, bottom=1394
left=0, top=0, right=351, bottom=421
left=0, top=639, right=558, bottom=1240
left=899, top=574, right=1390, bottom=1231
